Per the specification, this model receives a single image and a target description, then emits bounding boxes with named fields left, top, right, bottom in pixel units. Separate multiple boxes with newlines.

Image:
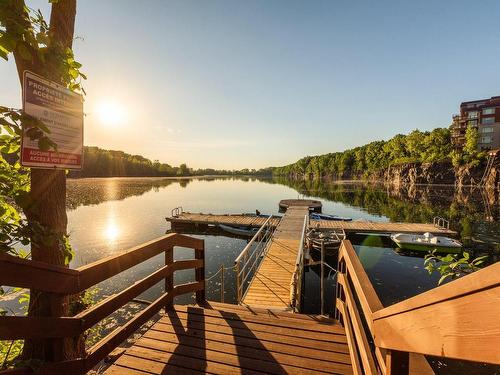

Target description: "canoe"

left=310, top=213, right=352, bottom=222
left=219, top=224, right=258, bottom=237
left=390, top=232, right=462, bottom=253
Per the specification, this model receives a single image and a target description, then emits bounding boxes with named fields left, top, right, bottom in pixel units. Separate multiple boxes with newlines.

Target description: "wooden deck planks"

left=105, top=303, right=352, bottom=375
left=168, top=212, right=456, bottom=235
left=242, top=206, right=310, bottom=309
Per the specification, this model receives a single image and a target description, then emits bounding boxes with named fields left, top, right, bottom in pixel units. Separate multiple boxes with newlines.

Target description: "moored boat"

left=306, top=228, right=346, bottom=251
left=218, top=224, right=259, bottom=237
left=390, top=232, right=462, bottom=253
left=310, top=213, right=352, bottom=222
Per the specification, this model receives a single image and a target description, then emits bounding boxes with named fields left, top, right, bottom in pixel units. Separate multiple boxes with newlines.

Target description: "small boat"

left=390, top=232, right=462, bottom=253
left=219, top=224, right=258, bottom=237
left=310, top=213, right=352, bottom=222
left=306, top=228, right=346, bottom=251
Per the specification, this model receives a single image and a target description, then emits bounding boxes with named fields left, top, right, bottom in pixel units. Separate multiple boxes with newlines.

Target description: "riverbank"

left=275, top=160, right=500, bottom=190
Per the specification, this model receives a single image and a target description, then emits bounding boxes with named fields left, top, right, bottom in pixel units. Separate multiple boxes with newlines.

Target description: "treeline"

left=69, top=146, right=273, bottom=178
left=273, top=127, right=483, bottom=179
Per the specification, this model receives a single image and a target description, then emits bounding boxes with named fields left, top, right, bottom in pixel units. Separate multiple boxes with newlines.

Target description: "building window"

left=482, top=108, right=496, bottom=115
left=480, top=127, right=494, bottom=133
left=467, top=111, right=479, bottom=119
left=480, top=136, right=492, bottom=144
left=482, top=117, right=495, bottom=125
left=467, top=120, right=478, bottom=126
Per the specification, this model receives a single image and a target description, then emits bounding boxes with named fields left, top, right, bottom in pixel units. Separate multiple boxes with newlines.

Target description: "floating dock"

left=167, top=212, right=457, bottom=236
left=242, top=205, right=309, bottom=309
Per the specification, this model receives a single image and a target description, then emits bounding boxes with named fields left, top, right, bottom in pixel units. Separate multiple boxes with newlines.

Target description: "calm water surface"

left=8, top=177, right=497, bottom=373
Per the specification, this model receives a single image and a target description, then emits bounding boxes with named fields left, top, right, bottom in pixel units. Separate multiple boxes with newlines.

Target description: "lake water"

left=5, top=177, right=499, bottom=374
left=64, top=177, right=498, bottom=307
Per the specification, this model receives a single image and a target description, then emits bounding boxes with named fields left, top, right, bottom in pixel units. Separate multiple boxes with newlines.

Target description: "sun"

left=96, top=99, right=126, bottom=126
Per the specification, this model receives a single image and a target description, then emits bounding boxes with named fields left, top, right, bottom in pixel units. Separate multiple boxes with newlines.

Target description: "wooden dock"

left=167, top=212, right=456, bottom=236
left=105, top=302, right=352, bottom=375
left=3, top=218, right=498, bottom=375
left=241, top=206, right=309, bottom=309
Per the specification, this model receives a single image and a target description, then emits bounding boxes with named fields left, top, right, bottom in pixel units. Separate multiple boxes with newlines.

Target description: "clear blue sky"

left=1, top=0, right=499, bottom=169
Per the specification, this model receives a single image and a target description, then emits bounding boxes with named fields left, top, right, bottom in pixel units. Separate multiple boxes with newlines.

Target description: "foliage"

left=463, top=126, right=479, bottom=156
left=424, top=250, right=488, bottom=285
left=67, top=146, right=274, bottom=178
left=0, top=2, right=86, bottom=92
left=0, top=107, right=60, bottom=257
left=273, top=127, right=482, bottom=178
left=1, top=2, right=87, bottom=365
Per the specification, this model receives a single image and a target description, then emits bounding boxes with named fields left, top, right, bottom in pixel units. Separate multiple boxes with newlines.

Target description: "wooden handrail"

left=336, top=239, right=500, bottom=374
left=373, top=262, right=500, bottom=365
left=0, top=233, right=203, bottom=294
left=336, top=240, right=434, bottom=375
left=0, top=233, right=205, bottom=374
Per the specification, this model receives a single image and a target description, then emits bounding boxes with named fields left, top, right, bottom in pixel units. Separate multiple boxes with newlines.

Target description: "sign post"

left=21, top=70, right=84, bottom=169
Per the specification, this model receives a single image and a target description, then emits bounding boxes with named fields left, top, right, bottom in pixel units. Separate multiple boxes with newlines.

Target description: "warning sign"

left=21, top=71, right=84, bottom=169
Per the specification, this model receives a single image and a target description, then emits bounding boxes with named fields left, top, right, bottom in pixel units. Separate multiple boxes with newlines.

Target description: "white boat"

left=390, top=232, right=462, bottom=253
left=218, top=224, right=258, bottom=237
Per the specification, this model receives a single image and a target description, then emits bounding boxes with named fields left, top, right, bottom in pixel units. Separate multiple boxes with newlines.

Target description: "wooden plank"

left=173, top=305, right=344, bottom=333
left=76, top=259, right=203, bottom=330
left=111, top=354, right=205, bottom=375
left=153, top=317, right=349, bottom=350
left=202, top=301, right=337, bottom=324
left=340, top=241, right=383, bottom=332
left=159, top=311, right=343, bottom=341
left=337, top=300, right=363, bottom=375
left=338, top=274, right=378, bottom=375
left=141, top=330, right=352, bottom=369
left=145, top=323, right=350, bottom=360
left=373, top=261, right=500, bottom=320
left=243, top=206, right=308, bottom=309
left=77, top=234, right=177, bottom=290
left=0, top=316, right=81, bottom=339
left=132, top=338, right=351, bottom=375
left=119, top=346, right=266, bottom=375
left=0, top=252, right=79, bottom=294
left=373, top=284, right=500, bottom=364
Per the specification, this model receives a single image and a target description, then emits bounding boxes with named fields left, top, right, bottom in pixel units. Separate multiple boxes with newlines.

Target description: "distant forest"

left=273, top=127, right=484, bottom=178
left=68, top=146, right=273, bottom=178
left=71, top=127, right=482, bottom=179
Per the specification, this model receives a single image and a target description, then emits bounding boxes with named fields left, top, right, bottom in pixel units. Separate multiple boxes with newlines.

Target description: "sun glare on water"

left=96, top=99, right=127, bottom=127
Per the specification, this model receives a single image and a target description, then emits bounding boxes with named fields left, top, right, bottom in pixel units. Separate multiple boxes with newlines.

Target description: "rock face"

left=289, top=160, right=500, bottom=190
left=381, top=161, right=499, bottom=189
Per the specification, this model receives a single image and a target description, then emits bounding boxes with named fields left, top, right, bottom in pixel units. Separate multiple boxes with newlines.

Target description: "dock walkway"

left=167, top=212, right=456, bottom=236
left=242, top=206, right=309, bottom=309
left=105, top=302, right=352, bottom=375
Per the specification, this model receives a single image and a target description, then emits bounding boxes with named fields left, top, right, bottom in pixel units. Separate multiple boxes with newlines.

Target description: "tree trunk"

left=3, top=0, right=82, bottom=361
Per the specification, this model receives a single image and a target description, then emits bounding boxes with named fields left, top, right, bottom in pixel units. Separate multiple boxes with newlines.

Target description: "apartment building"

left=450, top=96, right=500, bottom=150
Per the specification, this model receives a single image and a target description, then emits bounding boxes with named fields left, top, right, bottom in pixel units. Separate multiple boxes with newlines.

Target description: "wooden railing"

left=290, top=214, right=308, bottom=312
left=0, top=233, right=205, bottom=374
left=335, top=240, right=500, bottom=375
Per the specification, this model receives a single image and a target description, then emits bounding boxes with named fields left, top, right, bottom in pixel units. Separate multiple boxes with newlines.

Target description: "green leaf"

left=69, top=68, right=79, bottom=79
left=438, top=273, right=451, bottom=285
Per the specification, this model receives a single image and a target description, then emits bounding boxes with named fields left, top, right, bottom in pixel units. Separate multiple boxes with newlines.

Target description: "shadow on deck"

left=105, top=302, right=352, bottom=374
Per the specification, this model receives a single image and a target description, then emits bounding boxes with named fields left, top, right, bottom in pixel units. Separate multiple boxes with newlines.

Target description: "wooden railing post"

left=386, top=350, right=409, bottom=375
left=164, top=245, right=174, bottom=312
left=195, top=241, right=205, bottom=304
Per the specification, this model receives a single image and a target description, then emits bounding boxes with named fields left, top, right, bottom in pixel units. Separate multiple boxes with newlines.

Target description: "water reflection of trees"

left=66, top=176, right=266, bottom=210
left=66, top=178, right=188, bottom=209
left=273, top=177, right=499, bottom=250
